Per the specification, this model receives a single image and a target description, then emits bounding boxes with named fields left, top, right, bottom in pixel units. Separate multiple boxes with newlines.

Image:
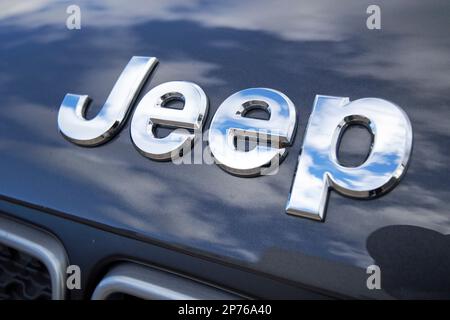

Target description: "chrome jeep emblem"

left=58, top=56, right=413, bottom=222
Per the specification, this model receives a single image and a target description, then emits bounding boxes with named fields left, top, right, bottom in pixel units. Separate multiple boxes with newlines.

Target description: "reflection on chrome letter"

left=208, top=88, right=297, bottom=176
left=58, top=56, right=158, bottom=146
left=286, top=95, right=412, bottom=221
left=131, top=81, right=208, bottom=160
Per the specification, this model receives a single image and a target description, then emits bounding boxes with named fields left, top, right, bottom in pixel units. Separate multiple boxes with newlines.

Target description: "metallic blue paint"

left=0, top=0, right=449, bottom=298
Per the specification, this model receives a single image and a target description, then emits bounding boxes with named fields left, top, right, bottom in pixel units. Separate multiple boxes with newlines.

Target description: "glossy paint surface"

left=0, top=0, right=449, bottom=298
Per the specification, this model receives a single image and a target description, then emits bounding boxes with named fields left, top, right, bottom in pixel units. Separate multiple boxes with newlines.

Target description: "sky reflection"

left=0, top=0, right=449, bottom=298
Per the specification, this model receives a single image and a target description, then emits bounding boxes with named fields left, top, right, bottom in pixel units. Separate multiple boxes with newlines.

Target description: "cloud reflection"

left=0, top=0, right=449, bottom=298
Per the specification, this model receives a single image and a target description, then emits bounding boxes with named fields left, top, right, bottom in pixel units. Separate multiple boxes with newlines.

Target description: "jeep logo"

left=58, top=56, right=413, bottom=221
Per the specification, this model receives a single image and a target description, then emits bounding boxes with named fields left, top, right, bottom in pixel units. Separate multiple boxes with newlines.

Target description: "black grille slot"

left=0, top=243, right=52, bottom=300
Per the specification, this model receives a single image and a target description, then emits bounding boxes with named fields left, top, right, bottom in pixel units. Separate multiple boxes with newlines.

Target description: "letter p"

left=286, top=95, right=412, bottom=221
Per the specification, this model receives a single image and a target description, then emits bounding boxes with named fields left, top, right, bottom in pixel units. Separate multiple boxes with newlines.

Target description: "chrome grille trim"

left=92, top=262, right=242, bottom=300
left=0, top=215, right=68, bottom=300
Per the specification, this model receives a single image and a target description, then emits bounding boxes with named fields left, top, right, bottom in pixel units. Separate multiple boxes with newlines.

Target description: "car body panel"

left=0, top=0, right=449, bottom=298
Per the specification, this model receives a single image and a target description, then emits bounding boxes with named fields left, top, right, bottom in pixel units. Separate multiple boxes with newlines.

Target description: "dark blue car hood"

left=0, top=0, right=449, bottom=298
